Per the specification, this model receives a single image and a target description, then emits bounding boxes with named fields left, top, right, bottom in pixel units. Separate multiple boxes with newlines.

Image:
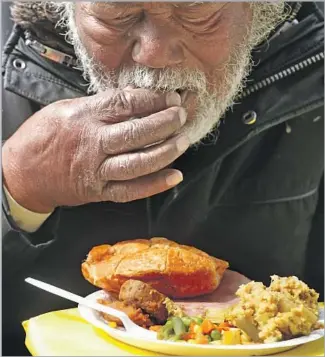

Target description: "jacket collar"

left=10, top=1, right=75, bottom=56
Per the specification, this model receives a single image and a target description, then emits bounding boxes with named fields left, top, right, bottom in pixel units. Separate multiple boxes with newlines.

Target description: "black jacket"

left=2, top=2, right=324, bottom=355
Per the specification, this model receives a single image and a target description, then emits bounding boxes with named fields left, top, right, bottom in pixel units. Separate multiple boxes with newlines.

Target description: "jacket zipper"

left=156, top=49, right=324, bottom=222
left=148, top=3, right=312, bottom=230
left=238, top=51, right=324, bottom=100
left=287, top=2, right=302, bottom=22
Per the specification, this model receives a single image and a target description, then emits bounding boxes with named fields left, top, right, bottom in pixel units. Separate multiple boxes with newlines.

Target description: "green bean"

left=157, top=321, right=173, bottom=340
left=163, top=325, right=174, bottom=339
left=210, top=329, right=222, bottom=341
left=181, top=316, right=192, bottom=328
left=168, top=335, right=181, bottom=342
left=172, top=316, right=186, bottom=336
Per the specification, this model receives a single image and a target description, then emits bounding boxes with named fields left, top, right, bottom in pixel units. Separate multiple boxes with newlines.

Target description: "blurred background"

left=2, top=2, right=13, bottom=45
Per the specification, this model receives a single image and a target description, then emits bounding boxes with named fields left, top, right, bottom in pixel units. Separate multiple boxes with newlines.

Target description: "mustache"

left=91, top=63, right=210, bottom=94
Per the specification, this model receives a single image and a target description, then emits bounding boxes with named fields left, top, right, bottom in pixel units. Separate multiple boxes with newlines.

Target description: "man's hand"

left=2, top=89, right=188, bottom=213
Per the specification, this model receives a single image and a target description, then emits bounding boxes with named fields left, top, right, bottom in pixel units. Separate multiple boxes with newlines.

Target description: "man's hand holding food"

left=2, top=89, right=188, bottom=226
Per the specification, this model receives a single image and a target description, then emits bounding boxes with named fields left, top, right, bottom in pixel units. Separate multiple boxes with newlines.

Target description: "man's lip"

left=128, top=86, right=190, bottom=104
left=180, top=90, right=188, bottom=104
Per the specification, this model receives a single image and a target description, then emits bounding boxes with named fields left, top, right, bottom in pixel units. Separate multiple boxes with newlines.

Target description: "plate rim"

left=78, top=290, right=324, bottom=351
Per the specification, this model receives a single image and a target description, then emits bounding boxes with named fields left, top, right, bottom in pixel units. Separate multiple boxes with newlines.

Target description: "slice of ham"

left=175, top=270, right=250, bottom=316
left=98, top=270, right=250, bottom=319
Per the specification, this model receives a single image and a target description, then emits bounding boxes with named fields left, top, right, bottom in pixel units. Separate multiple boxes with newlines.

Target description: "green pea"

left=192, top=317, right=204, bottom=325
left=172, top=316, right=186, bottom=336
left=210, top=329, right=222, bottom=341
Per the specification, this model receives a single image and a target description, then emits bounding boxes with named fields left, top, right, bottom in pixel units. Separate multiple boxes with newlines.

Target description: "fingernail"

left=166, top=171, right=183, bottom=186
left=166, top=92, right=181, bottom=107
left=132, top=42, right=141, bottom=57
left=176, top=135, right=190, bottom=152
left=179, top=107, right=187, bottom=125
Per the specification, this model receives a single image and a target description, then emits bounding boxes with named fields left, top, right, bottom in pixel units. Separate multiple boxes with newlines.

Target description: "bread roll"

left=81, top=237, right=229, bottom=298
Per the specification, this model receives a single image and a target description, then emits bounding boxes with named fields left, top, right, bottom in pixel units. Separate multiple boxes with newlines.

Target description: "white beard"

left=58, top=2, right=286, bottom=145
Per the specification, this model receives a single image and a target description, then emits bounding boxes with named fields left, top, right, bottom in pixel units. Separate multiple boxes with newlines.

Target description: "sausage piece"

left=119, top=279, right=168, bottom=324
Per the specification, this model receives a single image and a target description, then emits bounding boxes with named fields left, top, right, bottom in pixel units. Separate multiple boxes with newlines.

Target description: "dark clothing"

left=2, top=2, right=324, bottom=355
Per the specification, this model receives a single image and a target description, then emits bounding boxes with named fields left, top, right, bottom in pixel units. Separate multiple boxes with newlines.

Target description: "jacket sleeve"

left=3, top=185, right=52, bottom=232
left=2, top=186, right=60, bottom=285
left=305, top=174, right=324, bottom=300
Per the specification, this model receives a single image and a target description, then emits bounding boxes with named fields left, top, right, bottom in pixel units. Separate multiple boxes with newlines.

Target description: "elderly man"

left=2, top=1, right=324, bottom=354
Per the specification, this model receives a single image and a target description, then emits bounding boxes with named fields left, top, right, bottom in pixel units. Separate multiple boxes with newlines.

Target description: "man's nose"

left=130, top=19, right=185, bottom=68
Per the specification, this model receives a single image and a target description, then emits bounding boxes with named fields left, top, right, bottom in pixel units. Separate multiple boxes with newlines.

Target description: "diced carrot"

left=216, top=322, right=232, bottom=331
left=149, top=325, right=162, bottom=332
left=183, top=332, right=196, bottom=341
left=195, top=334, right=209, bottom=344
left=201, top=319, right=216, bottom=334
left=189, top=322, right=197, bottom=334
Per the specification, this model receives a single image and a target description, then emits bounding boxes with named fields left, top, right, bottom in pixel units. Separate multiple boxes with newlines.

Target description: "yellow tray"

left=23, top=308, right=324, bottom=356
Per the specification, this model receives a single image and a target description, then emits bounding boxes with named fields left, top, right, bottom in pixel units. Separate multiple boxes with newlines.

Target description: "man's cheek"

left=193, top=12, right=248, bottom=73
left=89, top=42, right=124, bottom=71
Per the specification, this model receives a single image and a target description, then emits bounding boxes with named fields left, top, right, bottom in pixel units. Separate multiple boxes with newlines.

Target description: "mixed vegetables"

left=153, top=316, right=244, bottom=345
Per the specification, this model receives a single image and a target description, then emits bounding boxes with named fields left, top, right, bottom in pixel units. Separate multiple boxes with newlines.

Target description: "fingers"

left=99, top=107, right=187, bottom=155
left=92, top=89, right=182, bottom=123
left=99, top=134, right=190, bottom=181
left=101, top=169, right=184, bottom=203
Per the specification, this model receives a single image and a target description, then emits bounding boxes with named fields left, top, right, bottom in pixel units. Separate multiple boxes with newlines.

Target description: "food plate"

left=78, top=289, right=324, bottom=356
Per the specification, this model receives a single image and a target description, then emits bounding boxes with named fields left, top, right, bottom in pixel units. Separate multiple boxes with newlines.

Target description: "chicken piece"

left=97, top=298, right=153, bottom=328
left=119, top=279, right=169, bottom=324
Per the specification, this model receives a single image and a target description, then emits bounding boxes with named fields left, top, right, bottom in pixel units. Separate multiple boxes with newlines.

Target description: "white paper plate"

left=78, top=290, right=324, bottom=356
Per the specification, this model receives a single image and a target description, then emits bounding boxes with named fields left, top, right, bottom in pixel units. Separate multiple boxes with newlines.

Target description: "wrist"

left=2, top=144, right=54, bottom=214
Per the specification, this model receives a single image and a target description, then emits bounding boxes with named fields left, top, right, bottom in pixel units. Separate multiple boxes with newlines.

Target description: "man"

left=2, top=1, right=324, bottom=355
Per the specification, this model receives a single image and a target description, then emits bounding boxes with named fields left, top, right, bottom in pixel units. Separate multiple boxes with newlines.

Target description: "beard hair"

left=55, top=2, right=286, bottom=145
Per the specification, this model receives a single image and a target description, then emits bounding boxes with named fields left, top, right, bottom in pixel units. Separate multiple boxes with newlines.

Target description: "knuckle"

left=58, top=98, right=91, bottom=122
left=117, top=154, right=142, bottom=179
left=51, top=100, right=76, bottom=121
left=110, top=152, right=157, bottom=180
left=139, top=151, right=157, bottom=170
left=100, top=124, right=133, bottom=155
left=110, top=90, right=136, bottom=114
left=107, top=120, right=150, bottom=153
left=102, top=155, right=135, bottom=180
left=129, top=152, right=157, bottom=178
left=77, top=168, right=103, bottom=201
left=115, top=156, right=131, bottom=178
left=92, top=96, right=109, bottom=118
left=98, top=158, right=114, bottom=180
left=124, top=120, right=144, bottom=144
left=99, top=127, right=114, bottom=154
left=141, top=91, right=156, bottom=110
left=108, top=184, right=135, bottom=203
